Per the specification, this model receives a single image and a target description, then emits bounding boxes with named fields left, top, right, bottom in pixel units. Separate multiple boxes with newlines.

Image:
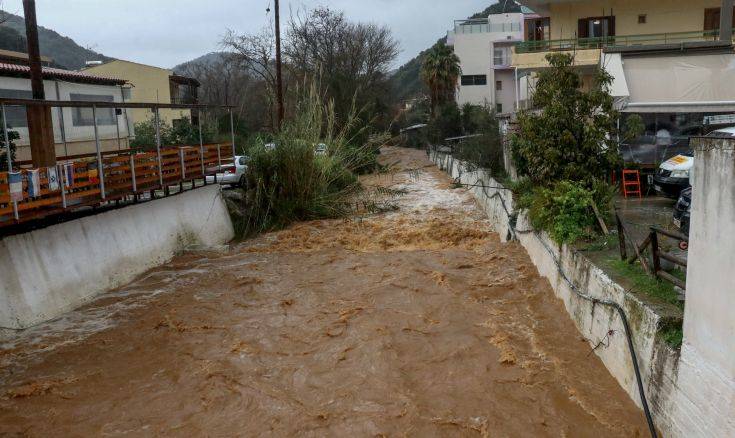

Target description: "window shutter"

left=609, top=16, right=616, bottom=36
left=578, top=19, right=588, bottom=38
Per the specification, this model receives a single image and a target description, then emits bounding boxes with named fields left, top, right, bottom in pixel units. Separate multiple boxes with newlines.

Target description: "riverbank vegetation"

left=231, top=83, right=387, bottom=237
left=510, top=53, right=637, bottom=244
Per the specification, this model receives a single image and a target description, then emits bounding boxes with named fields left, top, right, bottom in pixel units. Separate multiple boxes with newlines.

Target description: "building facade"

left=0, top=62, right=132, bottom=161
left=83, top=60, right=199, bottom=128
left=448, top=12, right=527, bottom=114
left=513, top=0, right=735, bottom=165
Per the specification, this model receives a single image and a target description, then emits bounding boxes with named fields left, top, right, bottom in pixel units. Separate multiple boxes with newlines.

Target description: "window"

left=489, top=22, right=521, bottom=32
left=493, top=47, right=507, bottom=66
left=121, top=87, right=132, bottom=101
left=495, top=80, right=503, bottom=91
left=461, top=75, right=487, bottom=86
left=638, top=14, right=647, bottom=24
left=704, top=8, right=735, bottom=32
left=0, top=89, right=33, bottom=128
left=525, top=17, right=550, bottom=41
left=172, top=118, right=186, bottom=130
left=496, top=103, right=503, bottom=113
left=577, top=16, right=615, bottom=39
left=70, top=93, right=116, bottom=126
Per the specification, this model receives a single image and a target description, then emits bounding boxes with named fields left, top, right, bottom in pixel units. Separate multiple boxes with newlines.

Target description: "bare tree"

left=178, top=53, right=272, bottom=132
left=285, top=7, right=398, bottom=128
left=222, top=27, right=279, bottom=130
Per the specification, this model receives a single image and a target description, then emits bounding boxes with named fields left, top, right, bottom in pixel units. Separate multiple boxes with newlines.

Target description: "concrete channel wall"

left=0, top=185, right=234, bottom=330
left=429, top=150, right=683, bottom=437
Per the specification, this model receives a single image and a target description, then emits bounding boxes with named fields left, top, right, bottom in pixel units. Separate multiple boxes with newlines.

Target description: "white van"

left=653, top=126, right=735, bottom=198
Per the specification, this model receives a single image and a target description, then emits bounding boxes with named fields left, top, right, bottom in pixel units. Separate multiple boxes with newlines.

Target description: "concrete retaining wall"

left=0, top=185, right=234, bottom=329
left=430, top=151, right=682, bottom=437
left=669, top=139, right=735, bottom=437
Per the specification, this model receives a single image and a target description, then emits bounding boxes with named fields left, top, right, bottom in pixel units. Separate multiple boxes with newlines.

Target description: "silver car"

left=206, top=155, right=248, bottom=187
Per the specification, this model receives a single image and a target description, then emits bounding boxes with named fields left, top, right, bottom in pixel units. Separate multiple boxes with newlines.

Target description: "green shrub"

left=236, top=82, right=387, bottom=236
left=131, top=117, right=215, bottom=150
left=520, top=180, right=603, bottom=244
left=427, top=102, right=461, bottom=144
left=453, top=105, right=505, bottom=176
left=511, top=53, right=621, bottom=187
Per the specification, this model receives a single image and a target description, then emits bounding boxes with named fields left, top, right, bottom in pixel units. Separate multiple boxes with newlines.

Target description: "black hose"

left=431, top=148, right=658, bottom=438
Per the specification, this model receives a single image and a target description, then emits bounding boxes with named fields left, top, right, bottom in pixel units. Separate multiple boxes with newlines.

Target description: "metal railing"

left=0, top=98, right=236, bottom=229
left=515, top=29, right=729, bottom=53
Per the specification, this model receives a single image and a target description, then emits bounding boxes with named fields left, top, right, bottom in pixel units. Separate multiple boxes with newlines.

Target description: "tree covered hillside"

left=0, top=11, right=111, bottom=69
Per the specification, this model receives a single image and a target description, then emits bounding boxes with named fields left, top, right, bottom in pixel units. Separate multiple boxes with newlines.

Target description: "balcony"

left=515, top=29, right=730, bottom=54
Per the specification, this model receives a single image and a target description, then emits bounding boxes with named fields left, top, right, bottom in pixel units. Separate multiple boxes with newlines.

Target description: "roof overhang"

left=0, top=63, right=127, bottom=86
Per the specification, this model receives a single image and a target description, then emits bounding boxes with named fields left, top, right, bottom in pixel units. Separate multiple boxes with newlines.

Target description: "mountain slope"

left=172, top=52, right=229, bottom=73
left=0, top=11, right=111, bottom=69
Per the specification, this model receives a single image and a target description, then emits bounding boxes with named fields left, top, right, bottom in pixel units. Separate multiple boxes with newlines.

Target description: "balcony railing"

left=515, top=29, right=730, bottom=54
left=0, top=98, right=236, bottom=229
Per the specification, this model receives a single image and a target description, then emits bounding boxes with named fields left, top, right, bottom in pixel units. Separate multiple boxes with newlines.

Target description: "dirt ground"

left=0, top=147, right=647, bottom=437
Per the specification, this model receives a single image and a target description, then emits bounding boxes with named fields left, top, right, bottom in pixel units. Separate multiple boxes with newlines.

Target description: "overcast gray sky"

left=2, top=0, right=493, bottom=69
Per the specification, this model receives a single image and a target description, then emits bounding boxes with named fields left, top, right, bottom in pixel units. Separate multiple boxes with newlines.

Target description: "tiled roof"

left=0, top=62, right=127, bottom=86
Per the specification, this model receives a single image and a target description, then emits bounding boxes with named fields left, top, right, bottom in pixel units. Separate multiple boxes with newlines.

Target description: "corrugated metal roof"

left=0, top=62, right=127, bottom=86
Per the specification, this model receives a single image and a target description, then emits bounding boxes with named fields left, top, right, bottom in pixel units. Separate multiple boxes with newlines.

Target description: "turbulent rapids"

left=0, top=147, right=647, bottom=436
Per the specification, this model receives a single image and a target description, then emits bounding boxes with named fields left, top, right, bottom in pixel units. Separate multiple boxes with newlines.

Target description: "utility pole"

left=274, top=0, right=284, bottom=129
left=721, top=0, right=734, bottom=42
left=23, top=0, right=56, bottom=167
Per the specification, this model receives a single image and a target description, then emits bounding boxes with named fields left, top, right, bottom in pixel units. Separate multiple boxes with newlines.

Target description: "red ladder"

left=622, top=169, right=642, bottom=198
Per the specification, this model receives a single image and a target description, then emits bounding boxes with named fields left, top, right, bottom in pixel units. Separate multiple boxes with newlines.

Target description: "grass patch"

left=661, top=325, right=684, bottom=349
left=577, top=233, right=619, bottom=252
left=608, top=259, right=683, bottom=309
left=606, top=258, right=684, bottom=349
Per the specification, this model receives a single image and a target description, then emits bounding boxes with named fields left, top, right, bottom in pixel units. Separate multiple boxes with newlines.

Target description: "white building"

left=448, top=12, right=528, bottom=114
left=0, top=54, right=133, bottom=162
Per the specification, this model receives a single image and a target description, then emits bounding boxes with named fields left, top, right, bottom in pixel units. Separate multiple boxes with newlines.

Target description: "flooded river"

left=0, top=147, right=647, bottom=436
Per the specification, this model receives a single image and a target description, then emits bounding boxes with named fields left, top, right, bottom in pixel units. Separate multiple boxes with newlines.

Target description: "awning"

left=617, top=53, right=735, bottom=113
left=604, top=53, right=629, bottom=98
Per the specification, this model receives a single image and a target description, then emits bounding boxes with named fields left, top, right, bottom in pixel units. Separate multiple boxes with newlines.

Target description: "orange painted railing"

left=0, top=143, right=234, bottom=228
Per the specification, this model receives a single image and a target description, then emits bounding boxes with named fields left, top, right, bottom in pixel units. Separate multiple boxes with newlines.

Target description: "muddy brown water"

left=0, top=147, right=647, bottom=436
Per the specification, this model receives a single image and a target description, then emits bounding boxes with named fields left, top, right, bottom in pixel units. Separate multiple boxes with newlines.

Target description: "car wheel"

left=239, top=175, right=247, bottom=189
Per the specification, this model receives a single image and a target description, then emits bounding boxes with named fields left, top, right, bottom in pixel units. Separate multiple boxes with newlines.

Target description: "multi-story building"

left=0, top=54, right=133, bottom=161
left=448, top=11, right=532, bottom=114
left=513, top=0, right=735, bottom=165
left=83, top=60, right=199, bottom=128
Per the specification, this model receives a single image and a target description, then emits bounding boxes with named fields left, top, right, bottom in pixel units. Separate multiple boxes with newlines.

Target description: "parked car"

left=315, top=143, right=327, bottom=156
left=673, top=186, right=691, bottom=236
left=206, top=155, right=248, bottom=187
left=653, top=151, right=693, bottom=198
left=652, top=126, right=735, bottom=198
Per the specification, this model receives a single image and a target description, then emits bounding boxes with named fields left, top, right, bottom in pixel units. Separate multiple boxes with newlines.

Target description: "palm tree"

left=420, top=43, right=461, bottom=115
